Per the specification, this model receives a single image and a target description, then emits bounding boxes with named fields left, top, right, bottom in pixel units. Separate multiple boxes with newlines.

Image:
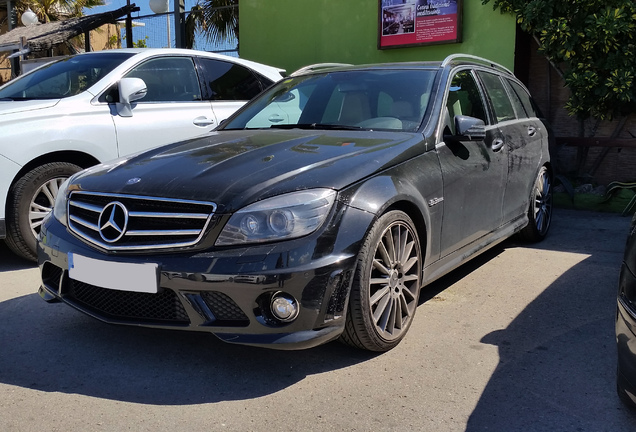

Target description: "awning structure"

left=0, top=5, right=136, bottom=53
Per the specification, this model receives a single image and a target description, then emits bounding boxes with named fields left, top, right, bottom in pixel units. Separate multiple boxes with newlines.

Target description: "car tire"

left=340, top=210, right=422, bottom=352
left=5, top=162, right=82, bottom=261
left=519, top=165, right=552, bottom=242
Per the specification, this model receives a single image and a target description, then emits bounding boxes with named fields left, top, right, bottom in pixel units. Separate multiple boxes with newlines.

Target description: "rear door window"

left=477, top=71, right=516, bottom=123
left=198, top=58, right=268, bottom=101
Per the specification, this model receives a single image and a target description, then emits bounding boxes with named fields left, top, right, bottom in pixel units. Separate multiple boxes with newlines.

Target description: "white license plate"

left=68, top=253, right=159, bottom=294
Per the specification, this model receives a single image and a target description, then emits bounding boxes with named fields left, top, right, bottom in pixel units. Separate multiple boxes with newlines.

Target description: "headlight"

left=52, top=175, right=76, bottom=227
left=215, top=189, right=336, bottom=246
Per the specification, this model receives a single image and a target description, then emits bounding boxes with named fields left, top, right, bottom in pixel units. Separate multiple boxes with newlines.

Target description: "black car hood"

left=75, top=129, right=424, bottom=213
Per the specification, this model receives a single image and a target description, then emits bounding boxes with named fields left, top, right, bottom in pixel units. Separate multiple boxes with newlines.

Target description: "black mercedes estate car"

left=38, top=54, right=552, bottom=351
left=617, top=212, right=636, bottom=408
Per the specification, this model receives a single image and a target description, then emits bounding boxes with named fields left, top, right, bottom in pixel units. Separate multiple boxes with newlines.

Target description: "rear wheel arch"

left=519, top=163, right=553, bottom=242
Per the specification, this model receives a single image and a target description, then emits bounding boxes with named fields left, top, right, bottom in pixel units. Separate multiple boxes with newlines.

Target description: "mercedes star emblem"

left=98, top=201, right=129, bottom=243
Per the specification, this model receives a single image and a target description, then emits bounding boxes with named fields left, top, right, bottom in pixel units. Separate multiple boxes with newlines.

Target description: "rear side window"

left=504, top=80, right=528, bottom=119
left=125, top=57, right=202, bottom=103
left=198, top=58, right=266, bottom=101
left=509, top=80, right=538, bottom=118
left=478, top=71, right=516, bottom=123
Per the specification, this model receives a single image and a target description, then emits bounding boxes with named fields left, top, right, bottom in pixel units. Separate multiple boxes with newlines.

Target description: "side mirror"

left=446, top=115, right=486, bottom=141
left=273, top=92, right=296, bottom=103
left=116, top=77, right=147, bottom=117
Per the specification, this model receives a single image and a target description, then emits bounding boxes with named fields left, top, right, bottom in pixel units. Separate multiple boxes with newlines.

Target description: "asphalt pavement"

left=1, top=208, right=636, bottom=431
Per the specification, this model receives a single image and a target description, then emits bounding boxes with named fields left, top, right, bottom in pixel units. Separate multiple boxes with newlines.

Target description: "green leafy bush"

left=483, top=0, right=636, bottom=121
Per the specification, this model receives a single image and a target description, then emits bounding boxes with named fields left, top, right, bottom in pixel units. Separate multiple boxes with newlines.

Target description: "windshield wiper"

left=270, top=123, right=362, bottom=131
left=0, top=97, right=14, bottom=101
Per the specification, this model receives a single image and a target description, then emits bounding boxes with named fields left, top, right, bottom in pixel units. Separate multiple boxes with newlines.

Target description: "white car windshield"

left=223, top=69, right=437, bottom=132
left=0, top=52, right=135, bottom=101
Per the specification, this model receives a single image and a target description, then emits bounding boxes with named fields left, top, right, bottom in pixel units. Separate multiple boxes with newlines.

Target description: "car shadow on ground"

left=4, top=209, right=636, bottom=428
left=0, top=244, right=505, bottom=407
left=465, top=210, right=636, bottom=430
left=0, top=241, right=36, bottom=271
left=0, top=291, right=380, bottom=405
left=0, top=239, right=508, bottom=407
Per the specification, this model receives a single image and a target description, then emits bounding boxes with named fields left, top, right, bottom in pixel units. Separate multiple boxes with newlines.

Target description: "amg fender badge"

left=428, top=197, right=444, bottom=207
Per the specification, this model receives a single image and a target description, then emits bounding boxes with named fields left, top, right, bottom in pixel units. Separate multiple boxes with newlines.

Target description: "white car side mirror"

left=116, top=77, right=147, bottom=117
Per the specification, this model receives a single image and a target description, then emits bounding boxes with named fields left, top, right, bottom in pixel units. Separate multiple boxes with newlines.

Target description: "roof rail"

left=290, top=63, right=352, bottom=77
left=441, top=54, right=513, bottom=76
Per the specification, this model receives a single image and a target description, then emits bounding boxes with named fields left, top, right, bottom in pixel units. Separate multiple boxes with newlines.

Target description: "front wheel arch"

left=9, top=151, right=99, bottom=190
left=5, top=154, right=96, bottom=261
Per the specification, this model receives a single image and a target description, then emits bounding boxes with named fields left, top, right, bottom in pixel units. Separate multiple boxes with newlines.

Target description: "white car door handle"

left=268, top=114, right=284, bottom=123
left=527, top=126, right=537, bottom=136
left=193, top=117, right=215, bottom=127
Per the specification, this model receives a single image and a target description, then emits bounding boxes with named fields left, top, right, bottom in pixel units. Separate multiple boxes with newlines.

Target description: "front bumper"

left=38, top=207, right=373, bottom=350
left=616, top=262, right=636, bottom=405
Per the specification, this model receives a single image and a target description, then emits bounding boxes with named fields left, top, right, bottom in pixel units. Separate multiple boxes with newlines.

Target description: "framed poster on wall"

left=378, top=0, right=463, bottom=49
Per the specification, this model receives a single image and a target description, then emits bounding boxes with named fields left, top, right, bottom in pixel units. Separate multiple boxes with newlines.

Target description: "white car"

left=0, top=48, right=285, bottom=260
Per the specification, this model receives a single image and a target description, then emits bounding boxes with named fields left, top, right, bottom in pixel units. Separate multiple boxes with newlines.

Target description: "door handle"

left=491, top=138, right=504, bottom=151
left=268, top=114, right=284, bottom=123
left=193, top=116, right=215, bottom=127
left=527, top=126, right=537, bottom=137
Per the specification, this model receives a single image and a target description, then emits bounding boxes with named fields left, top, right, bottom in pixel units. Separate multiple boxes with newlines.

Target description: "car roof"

left=291, top=54, right=514, bottom=78
left=78, top=48, right=286, bottom=78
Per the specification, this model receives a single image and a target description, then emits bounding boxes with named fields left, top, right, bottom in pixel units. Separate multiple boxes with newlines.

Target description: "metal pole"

left=126, top=0, right=133, bottom=48
left=167, top=13, right=171, bottom=48
left=6, top=0, right=15, bottom=30
left=7, top=0, right=20, bottom=77
left=173, top=0, right=185, bottom=48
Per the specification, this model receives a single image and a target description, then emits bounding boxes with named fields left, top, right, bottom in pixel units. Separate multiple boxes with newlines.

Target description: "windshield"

left=222, top=69, right=437, bottom=132
left=0, top=52, right=135, bottom=101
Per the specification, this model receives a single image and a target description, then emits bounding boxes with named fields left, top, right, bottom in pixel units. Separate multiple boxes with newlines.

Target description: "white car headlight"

left=215, top=189, right=337, bottom=246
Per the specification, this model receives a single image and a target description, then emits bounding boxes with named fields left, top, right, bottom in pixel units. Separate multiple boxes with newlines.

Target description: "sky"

left=84, top=0, right=238, bottom=53
left=86, top=0, right=197, bottom=19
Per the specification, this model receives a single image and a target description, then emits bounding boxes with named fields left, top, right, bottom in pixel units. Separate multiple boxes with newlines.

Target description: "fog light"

left=270, top=293, right=299, bottom=322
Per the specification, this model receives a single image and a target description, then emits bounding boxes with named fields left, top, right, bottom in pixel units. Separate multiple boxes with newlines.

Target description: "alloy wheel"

left=368, top=220, right=421, bottom=341
left=29, top=177, right=67, bottom=238
left=533, top=168, right=552, bottom=236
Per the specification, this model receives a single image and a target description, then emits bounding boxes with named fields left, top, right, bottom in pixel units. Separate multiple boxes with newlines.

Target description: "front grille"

left=67, top=191, right=216, bottom=251
left=201, top=291, right=250, bottom=326
left=68, top=279, right=190, bottom=324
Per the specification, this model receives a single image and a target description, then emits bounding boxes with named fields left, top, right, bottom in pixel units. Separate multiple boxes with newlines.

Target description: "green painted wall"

left=240, top=1, right=516, bottom=74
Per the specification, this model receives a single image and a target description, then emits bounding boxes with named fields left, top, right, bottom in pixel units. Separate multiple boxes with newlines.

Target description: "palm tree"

left=16, top=0, right=105, bottom=23
left=185, top=0, right=238, bottom=50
